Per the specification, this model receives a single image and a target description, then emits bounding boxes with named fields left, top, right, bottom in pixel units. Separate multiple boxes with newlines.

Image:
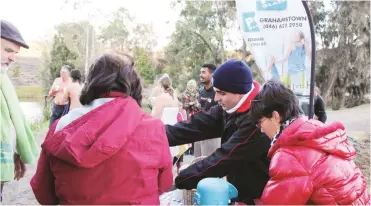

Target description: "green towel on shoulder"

left=0, top=72, right=40, bottom=182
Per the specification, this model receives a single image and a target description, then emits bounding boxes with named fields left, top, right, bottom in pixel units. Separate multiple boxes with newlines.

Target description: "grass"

left=15, top=86, right=44, bottom=102
left=30, top=120, right=48, bottom=134
left=141, top=105, right=152, bottom=114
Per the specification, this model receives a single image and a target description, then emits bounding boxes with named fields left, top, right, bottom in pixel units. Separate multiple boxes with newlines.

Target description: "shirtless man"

left=63, top=69, right=83, bottom=112
left=48, top=65, right=72, bottom=126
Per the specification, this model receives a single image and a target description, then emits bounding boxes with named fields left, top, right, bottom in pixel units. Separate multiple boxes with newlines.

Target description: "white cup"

left=172, top=189, right=183, bottom=202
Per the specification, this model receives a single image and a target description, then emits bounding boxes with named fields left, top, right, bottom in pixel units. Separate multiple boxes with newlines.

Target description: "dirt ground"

left=326, top=104, right=370, bottom=190
left=1, top=104, right=370, bottom=204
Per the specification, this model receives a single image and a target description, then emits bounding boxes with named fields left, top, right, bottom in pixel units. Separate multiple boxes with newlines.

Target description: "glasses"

left=256, top=118, right=267, bottom=129
left=251, top=99, right=261, bottom=103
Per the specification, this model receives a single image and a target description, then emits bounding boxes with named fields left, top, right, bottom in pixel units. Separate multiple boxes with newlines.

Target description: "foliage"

left=40, top=34, right=77, bottom=93
left=100, top=7, right=157, bottom=53
left=29, top=120, right=48, bottom=135
left=10, top=62, right=21, bottom=77
left=165, top=0, right=237, bottom=90
left=35, top=0, right=370, bottom=111
left=100, top=8, right=133, bottom=52
left=311, top=1, right=370, bottom=109
left=15, top=86, right=44, bottom=102
left=55, top=21, right=97, bottom=75
left=134, top=48, right=156, bottom=84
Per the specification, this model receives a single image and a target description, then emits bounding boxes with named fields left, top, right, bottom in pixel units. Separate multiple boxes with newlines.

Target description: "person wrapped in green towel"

left=0, top=20, right=40, bottom=202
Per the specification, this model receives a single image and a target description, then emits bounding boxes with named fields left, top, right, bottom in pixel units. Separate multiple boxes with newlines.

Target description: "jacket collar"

left=236, top=81, right=261, bottom=113
left=100, top=91, right=127, bottom=98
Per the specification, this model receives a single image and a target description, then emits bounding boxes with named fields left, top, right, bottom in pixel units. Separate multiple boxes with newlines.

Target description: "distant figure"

left=199, top=64, right=217, bottom=111
left=48, top=65, right=72, bottom=126
left=195, top=63, right=220, bottom=158
left=314, top=87, right=327, bottom=123
left=63, top=69, right=84, bottom=113
left=151, top=75, right=189, bottom=173
left=151, top=75, right=179, bottom=119
left=179, top=79, right=201, bottom=118
left=148, top=74, right=170, bottom=110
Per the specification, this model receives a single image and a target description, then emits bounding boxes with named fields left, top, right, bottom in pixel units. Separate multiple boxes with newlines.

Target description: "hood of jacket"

left=268, top=117, right=356, bottom=160
left=43, top=97, right=143, bottom=168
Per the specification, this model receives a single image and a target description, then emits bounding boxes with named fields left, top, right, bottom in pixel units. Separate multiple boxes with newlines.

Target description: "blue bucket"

left=194, top=178, right=238, bottom=205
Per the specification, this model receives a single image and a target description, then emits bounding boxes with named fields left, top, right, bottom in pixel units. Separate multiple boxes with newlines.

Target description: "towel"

left=0, top=73, right=40, bottom=181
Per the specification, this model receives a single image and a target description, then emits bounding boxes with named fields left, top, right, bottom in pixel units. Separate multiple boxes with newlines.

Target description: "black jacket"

left=314, top=95, right=327, bottom=123
left=198, top=86, right=217, bottom=111
left=166, top=83, right=271, bottom=204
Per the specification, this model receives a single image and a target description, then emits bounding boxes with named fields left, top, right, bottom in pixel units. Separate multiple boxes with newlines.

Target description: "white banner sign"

left=236, top=0, right=313, bottom=95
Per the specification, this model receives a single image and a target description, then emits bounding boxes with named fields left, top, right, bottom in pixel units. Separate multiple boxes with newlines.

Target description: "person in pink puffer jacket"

left=250, top=80, right=370, bottom=205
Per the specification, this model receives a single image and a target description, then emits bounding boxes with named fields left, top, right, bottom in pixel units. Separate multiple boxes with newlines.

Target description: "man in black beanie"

left=166, top=59, right=271, bottom=204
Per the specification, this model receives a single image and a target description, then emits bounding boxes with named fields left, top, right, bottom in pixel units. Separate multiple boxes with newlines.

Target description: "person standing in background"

left=198, top=64, right=217, bottom=110
left=179, top=79, right=201, bottom=156
left=62, top=69, right=84, bottom=115
left=194, top=63, right=220, bottom=157
left=314, top=86, right=327, bottom=123
left=179, top=79, right=201, bottom=118
left=47, top=65, right=72, bottom=126
left=151, top=75, right=188, bottom=173
left=151, top=75, right=179, bottom=119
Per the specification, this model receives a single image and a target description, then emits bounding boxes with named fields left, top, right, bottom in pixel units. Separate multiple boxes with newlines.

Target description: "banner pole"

left=302, top=0, right=316, bottom=119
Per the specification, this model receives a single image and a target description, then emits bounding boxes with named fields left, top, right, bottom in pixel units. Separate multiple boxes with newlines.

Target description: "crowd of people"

left=1, top=19, right=370, bottom=205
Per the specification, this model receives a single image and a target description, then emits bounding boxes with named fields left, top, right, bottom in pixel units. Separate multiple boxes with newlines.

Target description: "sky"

left=0, top=0, right=180, bottom=49
left=1, top=0, right=333, bottom=56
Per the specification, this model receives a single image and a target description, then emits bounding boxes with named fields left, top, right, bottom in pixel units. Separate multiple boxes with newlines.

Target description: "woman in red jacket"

left=250, top=80, right=370, bottom=205
left=30, top=53, right=173, bottom=205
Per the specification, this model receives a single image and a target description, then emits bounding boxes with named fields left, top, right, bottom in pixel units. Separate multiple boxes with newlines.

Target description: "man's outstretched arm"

left=166, top=105, right=224, bottom=146
left=175, top=121, right=270, bottom=190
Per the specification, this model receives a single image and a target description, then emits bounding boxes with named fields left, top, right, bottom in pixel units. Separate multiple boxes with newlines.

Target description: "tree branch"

left=188, top=30, right=217, bottom=62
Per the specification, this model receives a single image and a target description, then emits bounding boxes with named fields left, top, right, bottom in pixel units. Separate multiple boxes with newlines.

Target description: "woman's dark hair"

left=79, top=53, right=142, bottom=106
left=70, top=69, right=82, bottom=83
left=202, top=63, right=217, bottom=73
left=250, top=80, right=303, bottom=124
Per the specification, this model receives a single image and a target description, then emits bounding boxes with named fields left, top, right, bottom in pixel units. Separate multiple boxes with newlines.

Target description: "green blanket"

left=0, top=72, right=39, bottom=182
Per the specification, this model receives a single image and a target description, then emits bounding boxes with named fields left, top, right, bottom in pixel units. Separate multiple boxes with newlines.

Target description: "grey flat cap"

left=1, top=20, right=29, bottom=49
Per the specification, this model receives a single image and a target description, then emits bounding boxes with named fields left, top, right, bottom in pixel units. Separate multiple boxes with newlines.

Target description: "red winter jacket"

left=31, top=96, right=173, bottom=205
left=261, top=117, right=370, bottom=205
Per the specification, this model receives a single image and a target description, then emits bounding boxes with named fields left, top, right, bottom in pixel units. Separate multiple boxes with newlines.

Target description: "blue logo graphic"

left=256, top=0, right=287, bottom=11
left=0, top=142, right=13, bottom=163
left=242, top=12, right=260, bottom=32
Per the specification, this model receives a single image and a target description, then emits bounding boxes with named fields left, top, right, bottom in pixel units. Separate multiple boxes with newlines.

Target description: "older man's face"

left=1, top=38, right=20, bottom=71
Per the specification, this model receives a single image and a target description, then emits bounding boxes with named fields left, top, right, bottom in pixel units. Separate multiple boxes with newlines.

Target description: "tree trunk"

left=84, top=25, right=90, bottom=77
left=239, top=39, right=251, bottom=60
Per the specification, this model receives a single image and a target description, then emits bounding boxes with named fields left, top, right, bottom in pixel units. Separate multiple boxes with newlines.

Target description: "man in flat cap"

left=0, top=20, right=39, bottom=202
left=1, top=20, right=29, bottom=70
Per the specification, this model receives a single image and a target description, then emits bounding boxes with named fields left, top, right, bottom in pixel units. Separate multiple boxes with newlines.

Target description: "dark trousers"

left=1, top=183, right=4, bottom=202
left=62, top=101, right=70, bottom=116
left=172, top=155, right=184, bottom=165
left=49, top=104, right=67, bottom=127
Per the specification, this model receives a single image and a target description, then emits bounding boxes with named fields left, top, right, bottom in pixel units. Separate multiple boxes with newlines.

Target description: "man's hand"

left=14, top=153, right=26, bottom=181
